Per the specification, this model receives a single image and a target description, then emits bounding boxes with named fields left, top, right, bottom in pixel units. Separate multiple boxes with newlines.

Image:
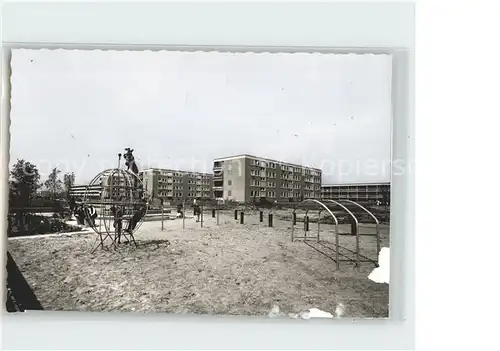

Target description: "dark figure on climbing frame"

left=69, top=198, right=84, bottom=224
left=73, top=204, right=96, bottom=227
left=111, top=205, right=126, bottom=244
left=69, top=197, right=77, bottom=213
left=123, top=148, right=138, bottom=174
left=86, top=205, right=97, bottom=227
left=177, top=203, right=184, bottom=218
left=74, top=204, right=85, bottom=225
left=194, top=204, right=201, bottom=222
left=125, top=202, right=147, bottom=234
left=123, top=148, right=139, bottom=191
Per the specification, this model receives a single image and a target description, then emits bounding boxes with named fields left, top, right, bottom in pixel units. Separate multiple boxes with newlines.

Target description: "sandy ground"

left=8, top=209, right=390, bottom=318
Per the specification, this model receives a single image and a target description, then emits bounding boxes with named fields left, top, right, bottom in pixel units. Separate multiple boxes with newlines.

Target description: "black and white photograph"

left=6, top=48, right=392, bottom=318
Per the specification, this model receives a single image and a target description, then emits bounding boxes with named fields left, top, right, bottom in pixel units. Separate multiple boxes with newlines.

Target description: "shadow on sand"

left=6, top=251, right=43, bottom=312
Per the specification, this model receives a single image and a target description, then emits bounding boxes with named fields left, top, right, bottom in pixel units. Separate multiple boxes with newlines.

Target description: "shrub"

left=8, top=214, right=82, bottom=237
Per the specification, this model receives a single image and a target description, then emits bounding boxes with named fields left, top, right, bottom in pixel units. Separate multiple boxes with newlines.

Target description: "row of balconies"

left=322, top=194, right=384, bottom=199
left=321, top=189, right=388, bottom=194
left=214, top=164, right=321, bottom=179
left=323, top=185, right=389, bottom=190
left=249, top=191, right=321, bottom=199
left=250, top=161, right=321, bottom=175
left=156, top=176, right=213, bottom=182
left=248, top=182, right=319, bottom=188
left=157, top=191, right=212, bottom=197
left=158, top=185, right=211, bottom=189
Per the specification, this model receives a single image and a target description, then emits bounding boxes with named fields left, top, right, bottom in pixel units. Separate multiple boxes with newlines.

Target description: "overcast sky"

left=10, top=49, right=393, bottom=185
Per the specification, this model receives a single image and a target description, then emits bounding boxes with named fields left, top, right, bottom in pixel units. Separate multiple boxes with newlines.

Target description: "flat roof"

left=213, top=154, right=322, bottom=171
left=141, top=168, right=213, bottom=176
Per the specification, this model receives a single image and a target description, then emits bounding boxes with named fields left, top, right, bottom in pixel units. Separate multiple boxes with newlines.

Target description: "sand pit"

left=8, top=210, right=390, bottom=318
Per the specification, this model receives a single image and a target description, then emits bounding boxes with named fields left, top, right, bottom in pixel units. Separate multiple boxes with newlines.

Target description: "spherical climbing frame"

left=83, top=168, right=150, bottom=253
left=291, top=199, right=381, bottom=270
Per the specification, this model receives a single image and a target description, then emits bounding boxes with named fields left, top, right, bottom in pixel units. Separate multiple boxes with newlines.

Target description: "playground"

left=8, top=206, right=390, bottom=318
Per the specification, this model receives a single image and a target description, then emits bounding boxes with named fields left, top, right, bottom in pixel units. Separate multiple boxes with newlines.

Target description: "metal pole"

left=240, top=211, right=244, bottom=224
left=304, top=210, right=308, bottom=239
left=161, top=205, right=164, bottom=231
left=355, top=222, right=360, bottom=271
left=293, top=212, right=297, bottom=225
left=234, top=209, right=238, bottom=220
left=268, top=213, right=273, bottom=227
left=201, top=204, right=204, bottom=228
left=259, top=211, right=263, bottom=222
left=335, top=223, right=340, bottom=270
left=317, top=210, right=321, bottom=242
left=304, top=210, right=309, bottom=238
left=182, top=201, right=185, bottom=229
left=216, top=203, right=220, bottom=225
left=291, top=211, right=294, bottom=241
left=376, top=223, right=381, bottom=263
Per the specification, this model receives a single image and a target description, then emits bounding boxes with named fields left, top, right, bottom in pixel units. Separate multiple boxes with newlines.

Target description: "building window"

left=228, top=190, right=232, bottom=196
left=228, top=180, right=232, bottom=186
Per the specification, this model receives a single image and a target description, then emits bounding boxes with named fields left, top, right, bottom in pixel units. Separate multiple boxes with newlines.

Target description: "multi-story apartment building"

left=140, top=168, right=213, bottom=203
left=212, top=154, right=322, bottom=203
left=321, top=182, right=390, bottom=203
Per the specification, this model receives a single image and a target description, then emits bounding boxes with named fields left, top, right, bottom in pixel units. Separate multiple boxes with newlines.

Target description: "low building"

left=69, top=171, right=142, bottom=200
left=69, top=184, right=101, bottom=200
left=321, top=182, right=391, bottom=204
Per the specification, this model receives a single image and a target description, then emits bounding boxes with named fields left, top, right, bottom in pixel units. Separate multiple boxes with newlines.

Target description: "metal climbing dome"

left=83, top=165, right=150, bottom=252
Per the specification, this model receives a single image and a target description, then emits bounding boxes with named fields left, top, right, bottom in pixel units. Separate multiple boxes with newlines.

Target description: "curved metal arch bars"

left=292, top=199, right=340, bottom=234
left=81, top=168, right=149, bottom=252
left=292, top=199, right=341, bottom=268
left=100, top=169, right=135, bottom=242
left=339, top=199, right=379, bottom=225
left=291, top=198, right=382, bottom=270
left=321, top=199, right=360, bottom=267
left=321, top=199, right=359, bottom=226
left=100, top=168, right=149, bottom=235
left=292, top=199, right=336, bottom=215
left=83, top=168, right=140, bottom=203
left=292, top=199, right=340, bottom=225
left=338, top=199, right=381, bottom=255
